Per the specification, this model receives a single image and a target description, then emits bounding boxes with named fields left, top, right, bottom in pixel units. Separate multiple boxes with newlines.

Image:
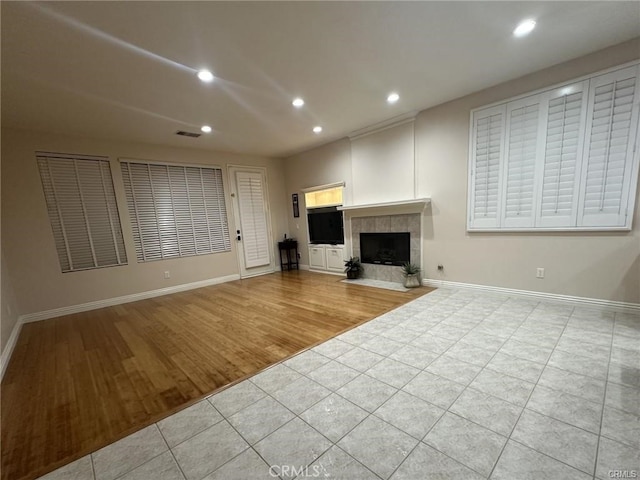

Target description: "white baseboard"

left=0, top=320, right=23, bottom=380
left=1, top=274, right=242, bottom=380
left=308, top=268, right=346, bottom=277
left=20, top=274, right=241, bottom=324
left=423, top=278, right=640, bottom=314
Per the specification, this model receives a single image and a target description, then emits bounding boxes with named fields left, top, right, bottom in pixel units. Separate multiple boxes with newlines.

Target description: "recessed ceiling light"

left=513, top=19, right=536, bottom=37
left=387, top=92, right=400, bottom=104
left=292, top=98, right=305, bottom=108
left=313, top=126, right=323, bottom=134
left=197, top=70, right=214, bottom=83
left=201, top=125, right=212, bottom=133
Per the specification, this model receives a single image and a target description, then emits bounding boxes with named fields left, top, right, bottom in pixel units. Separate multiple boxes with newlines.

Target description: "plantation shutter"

left=578, top=65, right=640, bottom=227
left=536, top=83, right=588, bottom=227
left=121, top=161, right=231, bottom=262
left=36, top=152, right=127, bottom=272
left=501, top=95, right=545, bottom=228
left=235, top=171, right=270, bottom=268
left=469, top=105, right=505, bottom=229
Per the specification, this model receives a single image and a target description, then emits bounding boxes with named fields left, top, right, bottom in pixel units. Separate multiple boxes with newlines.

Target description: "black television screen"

left=308, top=207, right=344, bottom=244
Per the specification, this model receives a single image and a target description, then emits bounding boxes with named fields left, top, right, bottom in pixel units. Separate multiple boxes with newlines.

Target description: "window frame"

left=120, top=158, right=232, bottom=263
left=467, top=61, right=640, bottom=232
left=36, top=151, right=128, bottom=273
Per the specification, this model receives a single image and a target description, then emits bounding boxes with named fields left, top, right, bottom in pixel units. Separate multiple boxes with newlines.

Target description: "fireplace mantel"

left=338, top=197, right=430, bottom=215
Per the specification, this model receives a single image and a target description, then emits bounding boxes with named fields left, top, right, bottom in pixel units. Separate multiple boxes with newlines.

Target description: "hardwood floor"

left=1, top=271, right=432, bottom=480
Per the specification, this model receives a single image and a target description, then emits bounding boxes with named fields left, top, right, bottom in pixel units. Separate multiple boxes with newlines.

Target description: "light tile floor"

left=39, top=288, right=640, bottom=480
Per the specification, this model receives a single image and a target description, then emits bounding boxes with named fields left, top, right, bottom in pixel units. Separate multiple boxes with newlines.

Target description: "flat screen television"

left=308, top=207, right=344, bottom=244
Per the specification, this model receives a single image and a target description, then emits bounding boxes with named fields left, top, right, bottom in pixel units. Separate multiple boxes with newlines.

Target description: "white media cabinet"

left=308, top=244, right=345, bottom=274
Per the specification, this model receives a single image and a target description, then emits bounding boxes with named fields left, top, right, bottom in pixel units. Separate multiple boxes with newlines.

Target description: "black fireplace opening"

left=360, top=232, right=410, bottom=266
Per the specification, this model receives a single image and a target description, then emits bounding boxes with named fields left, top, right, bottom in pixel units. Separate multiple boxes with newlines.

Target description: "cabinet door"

left=308, top=246, right=326, bottom=270
left=326, top=247, right=344, bottom=272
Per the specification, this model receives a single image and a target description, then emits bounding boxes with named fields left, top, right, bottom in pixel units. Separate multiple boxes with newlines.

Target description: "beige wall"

left=285, top=39, right=640, bottom=303
left=1, top=128, right=288, bottom=318
left=351, top=121, right=415, bottom=205
left=1, top=249, right=20, bottom=353
left=283, top=138, right=352, bottom=266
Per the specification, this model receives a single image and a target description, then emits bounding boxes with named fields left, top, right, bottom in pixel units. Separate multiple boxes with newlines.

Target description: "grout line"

left=295, top=294, right=464, bottom=478
left=111, top=450, right=173, bottom=480
left=168, top=450, right=189, bottom=480
left=208, top=380, right=269, bottom=418
left=489, top=305, right=627, bottom=478
left=591, top=311, right=617, bottom=480
left=388, top=294, right=514, bottom=479
left=90, top=454, right=97, bottom=480
left=441, top=299, right=532, bottom=477
left=157, top=290, right=631, bottom=480
left=423, top=300, right=590, bottom=455
left=217, top=418, right=281, bottom=480
left=106, top=425, right=175, bottom=480
left=221, top=375, right=337, bottom=477
left=485, top=302, right=573, bottom=478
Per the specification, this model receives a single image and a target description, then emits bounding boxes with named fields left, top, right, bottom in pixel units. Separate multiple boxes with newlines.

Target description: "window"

left=468, top=63, right=640, bottom=231
left=36, top=152, right=127, bottom=272
left=120, top=160, right=231, bottom=262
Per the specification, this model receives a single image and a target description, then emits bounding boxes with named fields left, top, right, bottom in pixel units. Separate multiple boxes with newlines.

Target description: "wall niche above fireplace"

left=360, top=232, right=410, bottom=266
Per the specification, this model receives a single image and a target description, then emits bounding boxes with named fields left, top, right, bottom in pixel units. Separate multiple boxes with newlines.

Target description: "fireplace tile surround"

left=350, top=213, right=421, bottom=284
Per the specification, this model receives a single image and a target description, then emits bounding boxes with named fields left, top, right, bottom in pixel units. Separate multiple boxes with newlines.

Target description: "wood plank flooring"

left=1, top=271, right=432, bottom=480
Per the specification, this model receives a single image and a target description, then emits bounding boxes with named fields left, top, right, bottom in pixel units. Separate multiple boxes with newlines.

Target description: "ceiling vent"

left=175, top=130, right=201, bottom=138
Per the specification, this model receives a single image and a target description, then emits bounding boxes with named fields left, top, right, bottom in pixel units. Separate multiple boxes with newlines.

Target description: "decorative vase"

left=403, top=274, right=420, bottom=288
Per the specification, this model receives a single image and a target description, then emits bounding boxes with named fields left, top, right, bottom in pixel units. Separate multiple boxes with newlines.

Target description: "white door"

left=228, top=166, right=275, bottom=277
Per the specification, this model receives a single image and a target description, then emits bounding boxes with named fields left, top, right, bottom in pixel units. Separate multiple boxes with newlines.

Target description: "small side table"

left=278, top=240, right=299, bottom=271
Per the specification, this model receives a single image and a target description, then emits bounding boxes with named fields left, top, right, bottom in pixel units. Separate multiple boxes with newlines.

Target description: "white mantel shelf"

left=338, top=198, right=431, bottom=213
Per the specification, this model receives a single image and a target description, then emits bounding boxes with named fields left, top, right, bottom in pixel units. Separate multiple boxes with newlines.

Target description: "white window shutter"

left=122, top=162, right=161, bottom=261
left=37, top=153, right=127, bottom=272
left=578, top=65, right=640, bottom=228
left=169, top=165, right=195, bottom=257
left=203, top=168, right=231, bottom=254
left=235, top=171, right=270, bottom=268
left=121, top=161, right=231, bottom=262
left=469, top=105, right=506, bottom=229
left=536, top=82, right=589, bottom=227
left=501, top=95, right=546, bottom=228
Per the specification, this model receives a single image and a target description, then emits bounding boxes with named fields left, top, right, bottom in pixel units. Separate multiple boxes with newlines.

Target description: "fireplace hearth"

left=360, top=232, right=410, bottom=266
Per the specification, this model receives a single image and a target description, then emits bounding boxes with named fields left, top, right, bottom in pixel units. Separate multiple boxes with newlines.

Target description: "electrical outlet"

left=164, top=271, right=171, bottom=279
left=536, top=267, right=545, bottom=279
left=297, top=252, right=301, bottom=259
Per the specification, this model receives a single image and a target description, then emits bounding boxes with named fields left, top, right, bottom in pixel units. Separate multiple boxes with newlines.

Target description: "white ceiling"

left=2, top=2, right=639, bottom=158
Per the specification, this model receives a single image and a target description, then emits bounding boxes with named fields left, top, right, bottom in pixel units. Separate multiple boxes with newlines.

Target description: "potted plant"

left=401, top=262, right=421, bottom=288
left=344, top=257, right=362, bottom=279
